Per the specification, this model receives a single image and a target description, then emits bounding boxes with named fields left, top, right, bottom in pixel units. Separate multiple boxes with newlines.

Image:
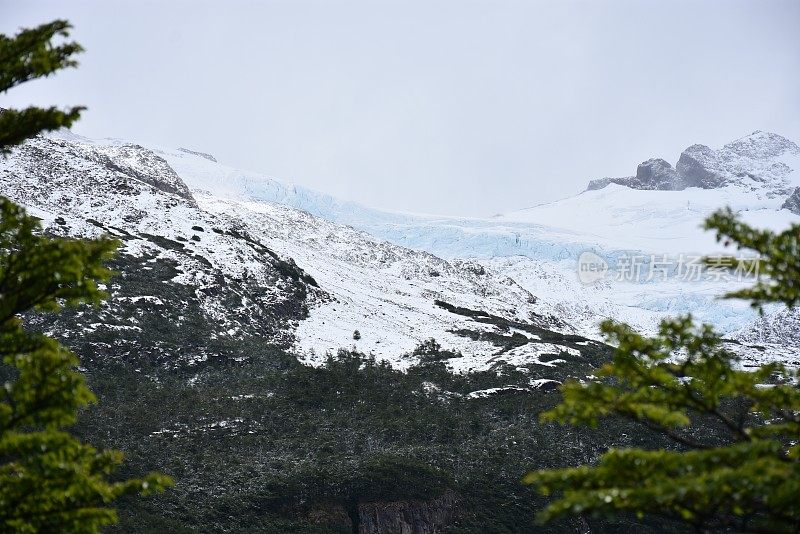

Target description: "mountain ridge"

left=1, top=133, right=599, bottom=372
left=2, top=129, right=797, bottom=371
left=587, top=130, right=800, bottom=197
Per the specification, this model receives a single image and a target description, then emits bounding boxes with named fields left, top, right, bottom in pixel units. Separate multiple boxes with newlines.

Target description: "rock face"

left=587, top=159, right=683, bottom=191
left=310, top=492, right=462, bottom=533
left=676, top=144, right=728, bottom=189
left=587, top=131, right=800, bottom=195
left=633, top=158, right=684, bottom=190
left=98, top=143, right=197, bottom=202
left=782, top=187, right=800, bottom=215
left=357, top=491, right=461, bottom=534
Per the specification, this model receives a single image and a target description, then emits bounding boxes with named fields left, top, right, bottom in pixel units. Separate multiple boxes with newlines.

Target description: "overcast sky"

left=2, top=1, right=798, bottom=217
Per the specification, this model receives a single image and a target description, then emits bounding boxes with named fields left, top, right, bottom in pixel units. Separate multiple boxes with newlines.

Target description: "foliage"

left=58, top=334, right=686, bottom=533
left=0, top=20, right=171, bottom=532
left=0, top=198, right=171, bottom=531
left=20, top=206, right=678, bottom=532
left=0, top=20, right=84, bottom=154
left=524, top=210, right=800, bottom=532
left=704, top=206, right=800, bottom=309
left=411, top=337, right=462, bottom=363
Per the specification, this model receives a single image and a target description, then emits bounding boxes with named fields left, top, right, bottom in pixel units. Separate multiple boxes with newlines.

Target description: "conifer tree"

left=0, top=20, right=171, bottom=532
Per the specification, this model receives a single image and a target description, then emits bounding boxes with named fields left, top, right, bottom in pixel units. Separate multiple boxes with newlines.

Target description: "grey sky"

left=2, top=0, right=799, bottom=217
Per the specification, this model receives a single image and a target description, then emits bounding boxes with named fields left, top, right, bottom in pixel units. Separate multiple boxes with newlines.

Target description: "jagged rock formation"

left=587, top=131, right=800, bottom=196
left=588, top=158, right=684, bottom=191
left=307, top=491, right=461, bottom=533
left=634, top=158, right=684, bottom=190
left=782, top=187, right=800, bottom=214
left=676, top=144, right=729, bottom=189
left=358, top=491, right=461, bottom=534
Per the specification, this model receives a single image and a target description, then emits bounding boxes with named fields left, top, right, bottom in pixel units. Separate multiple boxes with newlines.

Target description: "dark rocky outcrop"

left=782, top=187, right=800, bottom=215
left=178, top=146, right=217, bottom=162
left=309, top=492, right=461, bottom=534
left=588, top=158, right=690, bottom=192
left=675, top=144, right=727, bottom=189
left=633, top=158, right=684, bottom=190
left=358, top=491, right=461, bottom=534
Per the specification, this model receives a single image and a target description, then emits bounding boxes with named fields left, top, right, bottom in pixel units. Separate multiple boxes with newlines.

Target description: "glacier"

left=151, top=130, right=800, bottom=339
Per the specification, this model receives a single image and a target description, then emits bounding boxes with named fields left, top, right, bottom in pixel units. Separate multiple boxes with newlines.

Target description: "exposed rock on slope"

left=782, top=187, right=800, bottom=214
left=676, top=143, right=729, bottom=189
left=588, top=158, right=684, bottom=190
left=634, top=158, right=684, bottom=190
left=358, top=491, right=461, bottom=534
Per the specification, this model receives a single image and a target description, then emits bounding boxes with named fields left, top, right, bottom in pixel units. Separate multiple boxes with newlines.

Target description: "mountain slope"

left=1, top=133, right=600, bottom=372
left=0, top=135, right=317, bottom=365
left=3, top=129, right=796, bottom=371
left=3, top=130, right=795, bottom=532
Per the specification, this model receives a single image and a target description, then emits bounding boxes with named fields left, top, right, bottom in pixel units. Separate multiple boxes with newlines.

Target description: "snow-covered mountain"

left=1, top=132, right=607, bottom=372
left=0, top=135, right=319, bottom=365
left=491, top=132, right=800, bottom=337
left=2, top=129, right=798, bottom=371
left=156, top=129, right=799, bottom=344
left=169, top=128, right=800, bottom=366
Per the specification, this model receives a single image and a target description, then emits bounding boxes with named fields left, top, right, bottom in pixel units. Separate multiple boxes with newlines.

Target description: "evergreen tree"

left=0, top=20, right=171, bottom=532
left=0, top=20, right=84, bottom=153
left=524, top=210, right=800, bottom=532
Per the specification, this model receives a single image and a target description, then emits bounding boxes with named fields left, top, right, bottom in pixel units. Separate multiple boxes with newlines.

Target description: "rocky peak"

left=587, top=131, right=799, bottom=195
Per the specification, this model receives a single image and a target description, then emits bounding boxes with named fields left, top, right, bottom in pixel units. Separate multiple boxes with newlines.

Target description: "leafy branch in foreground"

left=0, top=20, right=84, bottom=154
left=0, top=19, right=171, bottom=532
left=0, top=198, right=172, bottom=532
left=524, top=210, right=800, bottom=533
left=704, top=207, right=800, bottom=309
